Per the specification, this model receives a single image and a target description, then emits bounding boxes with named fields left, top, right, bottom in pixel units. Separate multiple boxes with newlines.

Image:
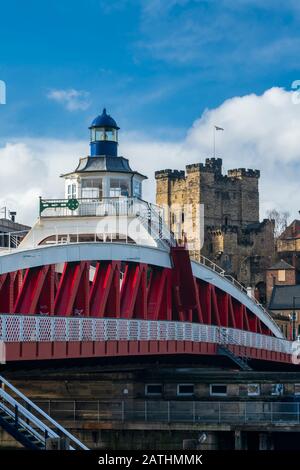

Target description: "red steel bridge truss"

left=0, top=244, right=294, bottom=365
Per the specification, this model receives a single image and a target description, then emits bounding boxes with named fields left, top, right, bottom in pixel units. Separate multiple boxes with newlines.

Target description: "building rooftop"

left=269, top=284, right=300, bottom=310
left=268, top=259, right=295, bottom=271
left=0, top=218, right=31, bottom=232
left=61, top=156, right=147, bottom=179
left=279, top=219, right=300, bottom=240
left=89, top=108, right=119, bottom=129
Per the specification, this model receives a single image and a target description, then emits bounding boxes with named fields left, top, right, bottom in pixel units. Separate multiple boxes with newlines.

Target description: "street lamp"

left=291, top=296, right=300, bottom=341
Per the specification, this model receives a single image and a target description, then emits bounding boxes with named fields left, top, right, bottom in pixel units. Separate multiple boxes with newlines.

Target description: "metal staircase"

left=217, top=328, right=252, bottom=371
left=0, top=375, right=88, bottom=450
left=217, top=344, right=252, bottom=371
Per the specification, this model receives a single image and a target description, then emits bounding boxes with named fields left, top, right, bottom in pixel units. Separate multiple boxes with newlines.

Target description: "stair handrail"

left=0, top=388, right=57, bottom=444
left=0, top=375, right=88, bottom=450
left=217, top=326, right=250, bottom=363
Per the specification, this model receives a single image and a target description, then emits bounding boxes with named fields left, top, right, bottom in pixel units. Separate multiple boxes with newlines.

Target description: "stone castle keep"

left=155, top=158, right=275, bottom=301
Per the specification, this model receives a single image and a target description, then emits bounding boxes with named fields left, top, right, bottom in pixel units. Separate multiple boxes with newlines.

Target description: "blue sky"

left=0, top=0, right=299, bottom=139
left=1, top=0, right=300, bottom=224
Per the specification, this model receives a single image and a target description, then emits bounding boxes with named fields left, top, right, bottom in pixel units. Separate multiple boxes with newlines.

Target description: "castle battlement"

left=227, top=168, right=260, bottom=179
left=186, top=158, right=222, bottom=174
left=155, top=169, right=185, bottom=180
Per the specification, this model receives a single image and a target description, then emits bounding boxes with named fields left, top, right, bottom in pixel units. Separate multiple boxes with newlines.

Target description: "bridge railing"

left=0, top=315, right=293, bottom=355
left=33, top=399, right=300, bottom=426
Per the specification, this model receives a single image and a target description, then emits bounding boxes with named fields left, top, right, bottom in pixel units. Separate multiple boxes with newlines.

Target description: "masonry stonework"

left=155, top=158, right=275, bottom=300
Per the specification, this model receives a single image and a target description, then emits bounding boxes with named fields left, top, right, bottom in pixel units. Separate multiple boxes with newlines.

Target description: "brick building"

left=155, top=158, right=275, bottom=300
left=277, top=219, right=300, bottom=274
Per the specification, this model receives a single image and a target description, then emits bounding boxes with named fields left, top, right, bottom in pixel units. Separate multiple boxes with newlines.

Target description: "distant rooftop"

left=279, top=219, right=300, bottom=240
left=269, top=284, right=300, bottom=310
left=268, top=259, right=295, bottom=271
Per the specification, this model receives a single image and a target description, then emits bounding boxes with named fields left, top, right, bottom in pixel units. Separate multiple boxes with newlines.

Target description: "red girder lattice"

left=0, top=246, right=272, bottom=336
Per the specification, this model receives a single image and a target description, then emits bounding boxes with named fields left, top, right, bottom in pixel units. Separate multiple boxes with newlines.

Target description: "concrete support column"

left=259, top=433, right=274, bottom=450
left=234, top=430, right=247, bottom=450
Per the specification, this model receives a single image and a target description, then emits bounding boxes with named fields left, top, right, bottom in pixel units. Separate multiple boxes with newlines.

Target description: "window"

left=278, top=270, right=286, bottom=282
left=91, top=127, right=117, bottom=142
left=81, top=178, right=102, bottom=199
left=247, top=384, right=260, bottom=397
left=271, top=384, right=284, bottom=396
left=294, top=384, right=300, bottom=396
left=110, top=178, right=129, bottom=197
left=145, top=384, right=162, bottom=396
left=210, top=384, right=227, bottom=396
left=177, top=384, right=194, bottom=396
left=67, top=183, right=76, bottom=199
left=133, top=179, right=142, bottom=198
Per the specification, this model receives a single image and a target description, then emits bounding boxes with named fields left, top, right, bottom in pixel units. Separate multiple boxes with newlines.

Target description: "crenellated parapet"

left=155, top=169, right=185, bottom=180
left=228, top=168, right=260, bottom=179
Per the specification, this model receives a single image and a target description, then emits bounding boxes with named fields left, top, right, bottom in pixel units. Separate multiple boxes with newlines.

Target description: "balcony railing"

left=40, top=196, right=159, bottom=219
left=33, top=399, right=300, bottom=426
left=38, top=196, right=176, bottom=250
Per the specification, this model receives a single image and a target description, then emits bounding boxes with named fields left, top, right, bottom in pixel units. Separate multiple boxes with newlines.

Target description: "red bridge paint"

left=0, top=260, right=269, bottom=335
left=0, top=245, right=288, bottom=364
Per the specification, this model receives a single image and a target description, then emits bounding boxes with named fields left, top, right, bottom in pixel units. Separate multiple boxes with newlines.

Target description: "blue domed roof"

left=89, top=108, right=119, bottom=129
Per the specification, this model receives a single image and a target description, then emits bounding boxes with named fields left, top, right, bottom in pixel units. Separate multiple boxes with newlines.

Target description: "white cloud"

left=1, top=87, right=299, bottom=226
left=47, top=89, right=90, bottom=111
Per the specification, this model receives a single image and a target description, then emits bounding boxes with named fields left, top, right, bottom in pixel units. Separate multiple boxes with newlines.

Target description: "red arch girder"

left=0, top=260, right=274, bottom=336
left=90, top=261, right=121, bottom=318
left=147, top=267, right=172, bottom=321
left=54, top=261, right=90, bottom=316
left=13, top=264, right=55, bottom=315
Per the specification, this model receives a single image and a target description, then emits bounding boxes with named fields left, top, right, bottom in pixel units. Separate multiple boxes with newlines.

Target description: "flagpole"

left=213, top=125, right=224, bottom=158
left=213, top=126, right=216, bottom=158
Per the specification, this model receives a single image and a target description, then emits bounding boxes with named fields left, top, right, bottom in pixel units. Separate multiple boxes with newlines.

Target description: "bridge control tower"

left=62, top=109, right=147, bottom=202
left=19, top=109, right=171, bottom=250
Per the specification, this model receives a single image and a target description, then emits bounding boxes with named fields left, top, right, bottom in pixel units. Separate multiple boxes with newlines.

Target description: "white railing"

left=0, top=316, right=292, bottom=355
left=1, top=197, right=175, bottom=252
left=0, top=230, right=29, bottom=250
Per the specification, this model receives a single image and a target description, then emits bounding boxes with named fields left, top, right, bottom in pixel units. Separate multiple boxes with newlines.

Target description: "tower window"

left=67, top=184, right=77, bottom=199
left=81, top=178, right=102, bottom=199
left=133, top=180, right=142, bottom=198
left=110, top=178, right=129, bottom=197
left=91, top=127, right=117, bottom=142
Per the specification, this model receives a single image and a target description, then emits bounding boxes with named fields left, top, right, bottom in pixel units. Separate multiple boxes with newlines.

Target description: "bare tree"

left=266, top=209, right=290, bottom=238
